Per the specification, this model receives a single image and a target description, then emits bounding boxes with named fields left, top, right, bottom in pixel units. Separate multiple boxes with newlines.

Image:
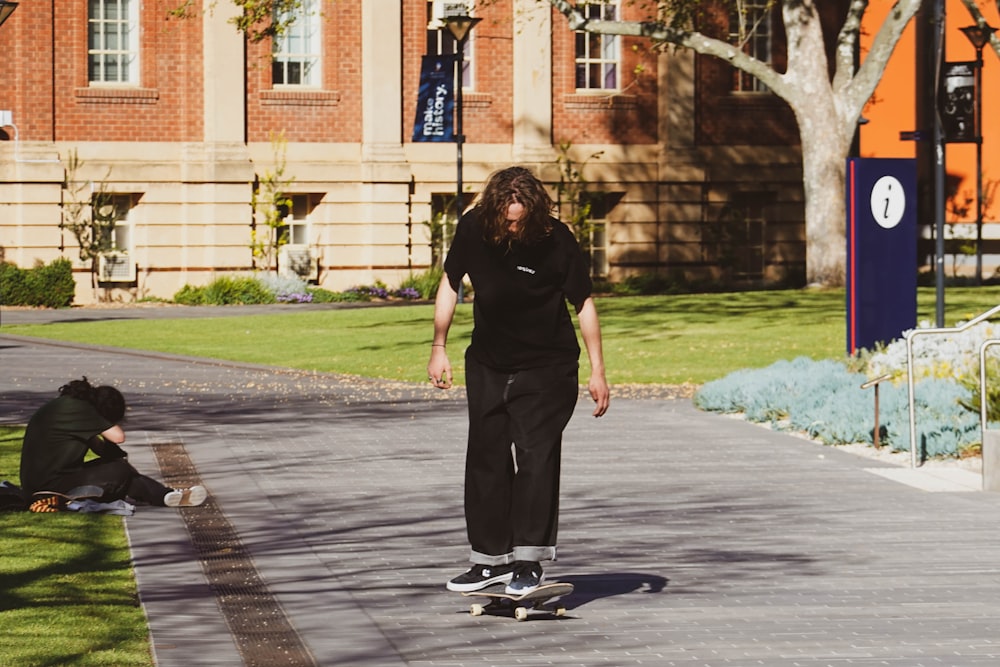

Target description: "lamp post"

left=0, top=2, right=17, bottom=28
left=959, top=23, right=996, bottom=285
left=443, top=13, right=481, bottom=227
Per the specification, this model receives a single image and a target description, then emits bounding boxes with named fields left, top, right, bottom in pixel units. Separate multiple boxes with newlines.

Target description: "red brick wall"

left=246, top=3, right=362, bottom=143
left=45, top=0, right=204, bottom=142
left=402, top=0, right=514, bottom=144
left=550, top=5, right=659, bottom=146
left=0, top=1, right=55, bottom=141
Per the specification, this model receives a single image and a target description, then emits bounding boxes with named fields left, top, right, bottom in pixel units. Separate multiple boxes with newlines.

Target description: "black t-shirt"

left=445, top=208, right=592, bottom=371
left=19, top=396, right=113, bottom=495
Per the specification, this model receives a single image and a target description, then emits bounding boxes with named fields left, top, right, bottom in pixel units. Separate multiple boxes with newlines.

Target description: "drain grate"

left=152, top=441, right=317, bottom=667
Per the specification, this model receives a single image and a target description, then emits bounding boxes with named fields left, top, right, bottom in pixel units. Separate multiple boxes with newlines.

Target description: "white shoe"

left=164, top=485, right=208, bottom=507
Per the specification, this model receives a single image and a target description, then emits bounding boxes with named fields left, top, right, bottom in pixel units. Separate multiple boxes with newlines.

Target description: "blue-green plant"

left=694, top=357, right=979, bottom=457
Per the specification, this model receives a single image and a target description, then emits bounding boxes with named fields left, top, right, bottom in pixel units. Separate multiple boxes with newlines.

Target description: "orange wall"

left=861, top=0, right=1000, bottom=222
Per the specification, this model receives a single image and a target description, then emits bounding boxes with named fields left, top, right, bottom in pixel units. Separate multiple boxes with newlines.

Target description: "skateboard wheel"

left=470, top=604, right=484, bottom=617
left=514, top=607, right=529, bottom=622
left=555, top=606, right=566, bottom=617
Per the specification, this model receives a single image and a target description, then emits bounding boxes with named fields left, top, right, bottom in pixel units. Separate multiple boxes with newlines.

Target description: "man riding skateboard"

left=427, top=167, right=610, bottom=595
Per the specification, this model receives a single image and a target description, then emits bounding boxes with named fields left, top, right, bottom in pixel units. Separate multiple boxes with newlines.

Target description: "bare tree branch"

left=546, top=0, right=790, bottom=96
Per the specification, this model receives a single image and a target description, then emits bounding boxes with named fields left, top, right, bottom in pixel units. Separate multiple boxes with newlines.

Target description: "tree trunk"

left=798, top=117, right=853, bottom=286
left=782, top=0, right=853, bottom=286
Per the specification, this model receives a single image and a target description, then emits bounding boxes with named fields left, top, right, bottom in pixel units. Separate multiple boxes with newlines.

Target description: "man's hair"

left=475, top=166, right=555, bottom=247
left=59, top=377, right=126, bottom=423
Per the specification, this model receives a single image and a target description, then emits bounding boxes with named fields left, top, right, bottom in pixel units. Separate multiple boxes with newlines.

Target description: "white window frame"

left=574, top=0, right=620, bottom=92
left=425, top=1, right=476, bottom=91
left=589, top=220, right=609, bottom=278
left=107, top=194, right=135, bottom=253
left=282, top=194, right=317, bottom=245
left=273, top=0, right=322, bottom=87
left=729, top=0, right=772, bottom=93
left=88, top=0, right=140, bottom=85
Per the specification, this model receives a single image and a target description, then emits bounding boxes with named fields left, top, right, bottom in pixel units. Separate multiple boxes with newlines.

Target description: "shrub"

left=174, top=275, right=275, bottom=305
left=610, top=273, right=679, bottom=296
left=306, top=287, right=341, bottom=303
left=203, top=276, right=275, bottom=305
left=173, top=284, right=207, bottom=305
left=694, top=356, right=979, bottom=458
left=0, top=262, right=29, bottom=305
left=398, top=267, right=443, bottom=300
left=347, top=282, right=389, bottom=300
left=867, top=320, right=1000, bottom=426
left=0, top=258, right=75, bottom=308
left=393, top=287, right=420, bottom=300
left=254, top=273, right=310, bottom=302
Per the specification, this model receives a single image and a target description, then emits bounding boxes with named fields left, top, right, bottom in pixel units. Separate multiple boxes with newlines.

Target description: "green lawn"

left=0, top=427, right=153, bottom=667
left=3, top=287, right=999, bottom=385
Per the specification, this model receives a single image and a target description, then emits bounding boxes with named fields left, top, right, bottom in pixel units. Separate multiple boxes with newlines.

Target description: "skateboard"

left=462, top=582, right=574, bottom=621
left=29, top=485, right=103, bottom=512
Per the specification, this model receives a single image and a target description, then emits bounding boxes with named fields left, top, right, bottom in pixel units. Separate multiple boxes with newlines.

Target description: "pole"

left=454, top=34, right=466, bottom=303
left=455, top=34, right=465, bottom=226
left=933, top=0, right=946, bottom=327
left=975, top=45, right=984, bottom=285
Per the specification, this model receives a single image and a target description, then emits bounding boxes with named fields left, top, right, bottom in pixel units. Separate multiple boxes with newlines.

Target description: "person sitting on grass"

left=19, top=377, right=207, bottom=511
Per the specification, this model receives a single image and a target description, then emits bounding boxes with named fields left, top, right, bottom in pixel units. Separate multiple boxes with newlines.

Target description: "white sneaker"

left=164, top=485, right=208, bottom=507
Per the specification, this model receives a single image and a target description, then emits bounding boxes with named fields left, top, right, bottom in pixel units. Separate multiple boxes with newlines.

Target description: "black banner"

left=412, top=54, right=457, bottom=143
left=939, top=61, right=977, bottom=143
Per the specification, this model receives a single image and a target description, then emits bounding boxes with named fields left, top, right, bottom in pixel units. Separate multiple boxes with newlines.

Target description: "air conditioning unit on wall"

left=97, top=252, right=137, bottom=283
left=278, top=244, right=318, bottom=282
left=428, top=1, right=468, bottom=27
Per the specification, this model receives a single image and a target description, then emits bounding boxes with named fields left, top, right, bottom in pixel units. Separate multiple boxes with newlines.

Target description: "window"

left=88, top=0, right=139, bottom=84
left=711, top=192, right=772, bottom=280
left=580, top=192, right=616, bottom=278
left=95, top=193, right=138, bottom=283
left=729, top=0, right=772, bottom=93
left=278, top=194, right=320, bottom=281
left=589, top=221, right=609, bottom=278
left=273, top=0, right=322, bottom=86
left=575, top=0, right=619, bottom=91
left=279, top=194, right=320, bottom=246
left=107, top=194, right=134, bottom=253
left=425, top=1, right=475, bottom=90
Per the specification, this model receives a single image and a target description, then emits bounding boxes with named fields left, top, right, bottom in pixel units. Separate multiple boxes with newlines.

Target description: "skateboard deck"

left=461, top=582, right=574, bottom=621
left=28, top=485, right=104, bottom=512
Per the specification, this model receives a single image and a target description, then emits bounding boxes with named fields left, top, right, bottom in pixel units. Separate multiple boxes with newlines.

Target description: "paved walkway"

left=4, top=305, right=1000, bottom=666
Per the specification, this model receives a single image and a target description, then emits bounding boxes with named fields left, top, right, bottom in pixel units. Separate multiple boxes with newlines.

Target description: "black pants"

left=463, top=353, right=579, bottom=565
left=43, top=458, right=172, bottom=506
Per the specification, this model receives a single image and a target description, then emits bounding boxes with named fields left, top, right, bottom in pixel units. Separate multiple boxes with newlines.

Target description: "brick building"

left=0, top=0, right=816, bottom=304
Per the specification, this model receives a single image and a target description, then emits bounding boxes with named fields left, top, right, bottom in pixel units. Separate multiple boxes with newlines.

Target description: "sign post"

left=845, top=158, right=918, bottom=355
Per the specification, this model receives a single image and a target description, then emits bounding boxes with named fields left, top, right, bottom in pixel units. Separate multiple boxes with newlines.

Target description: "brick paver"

left=4, top=313, right=1000, bottom=666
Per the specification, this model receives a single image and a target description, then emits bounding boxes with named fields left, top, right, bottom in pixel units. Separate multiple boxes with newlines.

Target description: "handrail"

left=906, top=304, right=1000, bottom=468
left=980, top=339, right=1000, bottom=435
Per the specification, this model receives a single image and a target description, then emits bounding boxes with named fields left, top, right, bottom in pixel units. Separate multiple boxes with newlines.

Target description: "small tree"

left=554, top=141, right=605, bottom=273
left=250, top=133, right=295, bottom=272
left=168, top=0, right=309, bottom=43
left=424, top=194, right=457, bottom=269
left=60, top=149, right=122, bottom=297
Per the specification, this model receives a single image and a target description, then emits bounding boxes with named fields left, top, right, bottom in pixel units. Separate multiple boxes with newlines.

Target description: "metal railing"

left=980, top=339, right=1000, bottom=434
left=906, top=304, right=1000, bottom=468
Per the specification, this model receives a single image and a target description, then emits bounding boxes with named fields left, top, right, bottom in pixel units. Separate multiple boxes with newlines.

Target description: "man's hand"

left=427, top=346, right=453, bottom=389
left=589, top=373, right=610, bottom=417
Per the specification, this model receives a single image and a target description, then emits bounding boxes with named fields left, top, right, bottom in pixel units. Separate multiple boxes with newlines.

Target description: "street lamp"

left=959, top=23, right=996, bottom=284
left=443, top=13, right=481, bottom=226
left=0, top=2, right=18, bottom=28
